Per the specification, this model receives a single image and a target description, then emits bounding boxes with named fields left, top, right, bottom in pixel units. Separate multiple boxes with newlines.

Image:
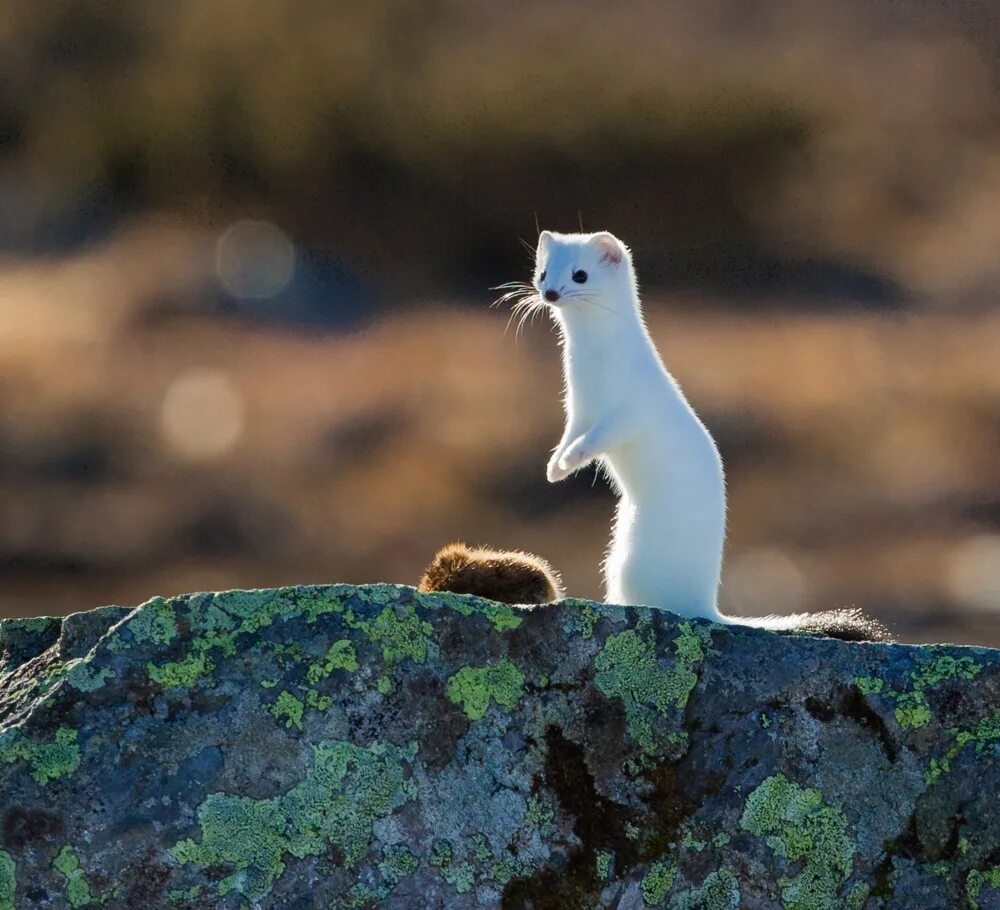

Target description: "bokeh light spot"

left=216, top=220, right=295, bottom=300
left=160, top=368, right=246, bottom=461
left=946, top=535, right=1000, bottom=612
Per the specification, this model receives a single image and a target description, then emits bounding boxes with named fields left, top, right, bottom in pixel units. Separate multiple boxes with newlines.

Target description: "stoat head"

left=534, top=230, right=635, bottom=312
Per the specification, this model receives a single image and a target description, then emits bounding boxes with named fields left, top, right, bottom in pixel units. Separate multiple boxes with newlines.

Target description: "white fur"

left=536, top=230, right=727, bottom=620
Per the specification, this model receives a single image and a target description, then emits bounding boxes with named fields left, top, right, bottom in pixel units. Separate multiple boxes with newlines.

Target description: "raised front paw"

left=546, top=453, right=572, bottom=483
left=547, top=436, right=595, bottom=482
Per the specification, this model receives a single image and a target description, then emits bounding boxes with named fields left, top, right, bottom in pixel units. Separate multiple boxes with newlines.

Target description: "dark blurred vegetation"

left=0, top=0, right=997, bottom=644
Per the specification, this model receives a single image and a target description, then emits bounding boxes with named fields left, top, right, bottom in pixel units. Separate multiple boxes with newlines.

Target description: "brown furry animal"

left=418, top=544, right=890, bottom=641
left=418, top=543, right=563, bottom=605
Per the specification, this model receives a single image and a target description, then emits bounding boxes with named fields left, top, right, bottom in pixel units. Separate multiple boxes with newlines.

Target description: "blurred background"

left=0, top=0, right=997, bottom=645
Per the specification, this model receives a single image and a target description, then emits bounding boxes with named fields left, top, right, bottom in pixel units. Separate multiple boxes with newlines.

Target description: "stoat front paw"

left=546, top=453, right=572, bottom=483
left=547, top=437, right=594, bottom=482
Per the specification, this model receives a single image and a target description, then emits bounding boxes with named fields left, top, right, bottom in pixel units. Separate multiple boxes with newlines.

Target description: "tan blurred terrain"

left=1, top=223, right=997, bottom=645
left=1, top=2, right=999, bottom=643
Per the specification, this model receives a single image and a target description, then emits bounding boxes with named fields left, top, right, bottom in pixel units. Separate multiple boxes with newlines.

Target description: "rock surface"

left=0, top=585, right=998, bottom=910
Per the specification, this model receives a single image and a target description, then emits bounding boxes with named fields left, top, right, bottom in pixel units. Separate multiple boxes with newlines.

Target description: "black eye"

left=539, top=270, right=547, bottom=281
left=572, top=269, right=588, bottom=284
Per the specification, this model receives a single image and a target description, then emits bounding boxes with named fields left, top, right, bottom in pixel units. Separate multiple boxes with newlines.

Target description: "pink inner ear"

left=595, top=234, right=622, bottom=265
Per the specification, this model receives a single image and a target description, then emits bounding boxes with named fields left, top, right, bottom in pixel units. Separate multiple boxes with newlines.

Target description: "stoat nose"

left=544, top=289, right=560, bottom=303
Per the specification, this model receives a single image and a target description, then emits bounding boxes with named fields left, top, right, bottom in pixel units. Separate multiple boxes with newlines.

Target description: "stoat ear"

left=592, top=232, right=624, bottom=266
left=536, top=230, right=553, bottom=257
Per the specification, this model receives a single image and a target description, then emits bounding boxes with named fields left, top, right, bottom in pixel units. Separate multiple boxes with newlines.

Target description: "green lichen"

left=845, top=882, right=869, bottom=910
left=577, top=603, right=601, bottom=639
left=712, top=832, right=731, bottom=848
left=484, top=602, right=523, bottom=632
left=127, top=596, right=178, bottom=645
left=893, top=694, right=933, bottom=729
left=968, top=867, right=1000, bottom=910
left=429, top=839, right=475, bottom=893
left=305, top=689, right=333, bottom=712
left=318, top=640, right=358, bottom=676
left=0, top=851, right=14, bottom=910
left=681, top=831, right=707, bottom=851
left=53, top=846, right=106, bottom=908
left=171, top=739, right=417, bottom=900
left=380, top=845, right=419, bottom=880
left=295, top=589, right=346, bottom=623
left=669, top=869, right=740, bottom=910
left=167, top=885, right=202, bottom=903
left=427, top=591, right=476, bottom=616
left=740, top=774, right=854, bottom=910
left=854, top=676, right=884, bottom=696
left=268, top=691, right=305, bottom=730
left=144, top=589, right=300, bottom=689
left=147, top=650, right=212, bottom=690
left=356, top=584, right=402, bottom=606
left=596, top=851, right=613, bottom=881
left=360, top=605, right=434, bottom=667
left=593, top=624, right=704, bottom=756
left=525, top=796, right=556, bottom=836
left=641, top=859, right=677, bottom=906
left=341, top=845, right=420, bottom=907
left=445, top=659, right=525, bottom=720
left=376, top=675, right=393, bottom=695
left=856, top=653, right=982, bottom=731
left=925, top=710, right=1000, bottom=784
left=306, top=641, right=357, bottom=684
left=65, top=660, right=116, bottom=693
left=490, top=854, right=526, bottom=886
left=0, top=726, right=81, bottom=786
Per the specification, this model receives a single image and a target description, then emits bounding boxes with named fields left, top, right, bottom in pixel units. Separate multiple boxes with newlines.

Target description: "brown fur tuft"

left=418, top=542, right=564, bottom=605
left=792, top=608, right=892, bottom=642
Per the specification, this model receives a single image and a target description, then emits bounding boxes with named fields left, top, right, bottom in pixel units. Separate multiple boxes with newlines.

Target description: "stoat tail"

left=418, top=543, right=564, bottom=605
left=725, top=608, right=892, bottom=642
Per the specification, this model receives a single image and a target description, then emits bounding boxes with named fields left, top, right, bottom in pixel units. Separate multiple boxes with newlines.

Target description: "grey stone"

left=0, top=584, right=996, bottom=909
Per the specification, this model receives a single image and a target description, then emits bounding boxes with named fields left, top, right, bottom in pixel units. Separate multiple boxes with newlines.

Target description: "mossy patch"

left=267, top=691, right=305, bottom=730
left=0, top=851, right=14, bottom=910
left=429, top=839, right=475, bottom=893
left=127, top=596, right=178, bottom=645
left=856, top=653, right=983, bottom=730
left=593, top=623, right=705, bottom=757
left=306, top=639, right=358, bottom=684
left=596, top=851, right=613, bottom=881
left=65, top=660, right=116, bottom=693
left=0, top=726, right=81, bottom=786
left=926, top=710, right=1000, bottom=784
left=967, top=867, right=1000, bottom=910
left=577, top=603, right=602, bottom=639
left=641, top=859, right=676, bottom=905
left=669, top=869, right=740, bottom=910
left=740, top=774, right=854, bottom=910
left=445, top=659, right=525, bottom=720
left=53, top=846, right=107, bottom=907
left=171, top=739, right=417, bottom=901
left=846, top=881, right=869, bottom=910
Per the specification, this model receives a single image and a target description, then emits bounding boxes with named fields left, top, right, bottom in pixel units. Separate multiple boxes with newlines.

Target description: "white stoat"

left=534, top=229, right=887, bottom=641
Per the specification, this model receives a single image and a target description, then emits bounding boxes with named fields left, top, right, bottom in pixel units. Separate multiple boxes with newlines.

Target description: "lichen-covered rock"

left=0, top=585, right=998, bottom=910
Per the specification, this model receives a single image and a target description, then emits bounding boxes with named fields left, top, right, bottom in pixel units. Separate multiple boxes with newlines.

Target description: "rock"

left=0, top=584, right=998, bottom=910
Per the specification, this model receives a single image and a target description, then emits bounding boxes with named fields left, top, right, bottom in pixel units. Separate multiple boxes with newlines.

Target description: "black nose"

left=544, top=289, right=560, bottom=303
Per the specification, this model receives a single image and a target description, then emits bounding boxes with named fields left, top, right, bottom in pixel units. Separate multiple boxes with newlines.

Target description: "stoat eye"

left=572, top=269, right=588, bottom=284
left=539, top=270, right=547, bottom=281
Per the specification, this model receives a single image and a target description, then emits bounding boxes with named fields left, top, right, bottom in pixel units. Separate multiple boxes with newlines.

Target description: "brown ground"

left=0, top=224, right=997, bottom=646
